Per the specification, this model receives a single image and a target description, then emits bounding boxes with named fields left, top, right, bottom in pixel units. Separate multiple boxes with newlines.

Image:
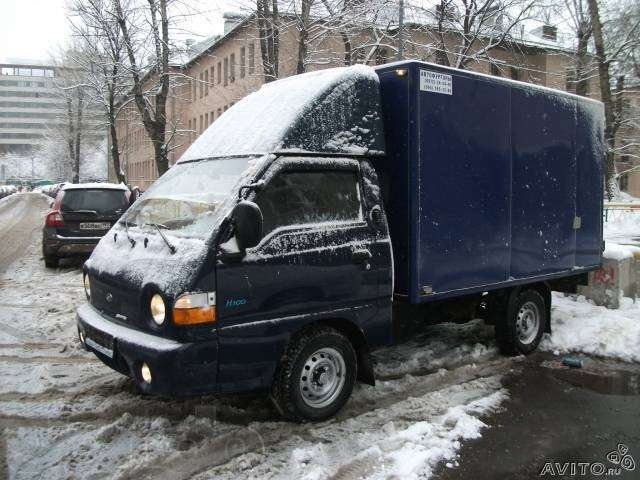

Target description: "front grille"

left=90, top=276, right=140, bottom=324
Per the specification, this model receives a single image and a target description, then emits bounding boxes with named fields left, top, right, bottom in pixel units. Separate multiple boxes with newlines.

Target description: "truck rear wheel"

left=271, top=326, right=356, bottom=422
left=495, top=289, right=546, bottom=355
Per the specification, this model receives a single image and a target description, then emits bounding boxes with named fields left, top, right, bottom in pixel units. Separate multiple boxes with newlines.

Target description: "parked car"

left=77, top=61, right=604, bottom=421
left=0, top=185, right=17, bottom=199
left=43, top=183, right=130, bottom=268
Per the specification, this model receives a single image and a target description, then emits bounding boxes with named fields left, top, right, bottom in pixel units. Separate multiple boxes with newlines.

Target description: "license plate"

left=85, top=336, right=114, bottom=358
left=80, top=222, right=110, bottom=230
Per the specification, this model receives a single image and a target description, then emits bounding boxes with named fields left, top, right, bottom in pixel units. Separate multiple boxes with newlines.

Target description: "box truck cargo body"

left=78, top=61, right=605, bottom=421
left=375, top=62, right=604, bottom=304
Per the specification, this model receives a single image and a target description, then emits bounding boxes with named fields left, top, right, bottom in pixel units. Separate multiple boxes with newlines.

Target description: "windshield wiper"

left=149, top=222, right=177, bottom=254
left=121, top=220, right=136, bottom=247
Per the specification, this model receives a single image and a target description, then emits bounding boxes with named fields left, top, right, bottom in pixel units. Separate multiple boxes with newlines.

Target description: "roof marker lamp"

left=172, top=292, right=216, bottom=326
left=150, top=294, right=166, bottom=326
left=395, top=68, right=408, bottom=77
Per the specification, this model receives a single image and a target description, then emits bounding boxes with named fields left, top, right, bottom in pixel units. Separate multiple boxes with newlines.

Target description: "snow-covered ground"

left=0, top=194, right=639, bottom=479
left=541, top=293, right=640, bottom=363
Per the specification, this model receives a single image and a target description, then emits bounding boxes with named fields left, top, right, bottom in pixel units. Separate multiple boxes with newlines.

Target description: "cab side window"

left=255, top=170, right=362, bottom=236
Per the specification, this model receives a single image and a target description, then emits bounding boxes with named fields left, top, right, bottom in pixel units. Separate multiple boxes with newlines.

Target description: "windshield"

left=61, top=189, right=128, bottom=214
left=121, top=157, right=252, bottom=238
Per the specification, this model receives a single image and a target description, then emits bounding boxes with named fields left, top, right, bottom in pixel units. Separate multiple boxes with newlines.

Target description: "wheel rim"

left=516, top=301, right=541, bottom=345
left=299, top=347, right=346, bottom=409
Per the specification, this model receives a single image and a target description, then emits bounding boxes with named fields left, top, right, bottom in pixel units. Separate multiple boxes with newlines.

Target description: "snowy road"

left=1, top=193, right=638, bottom=480
left=0, top=193, right=512, bottom=479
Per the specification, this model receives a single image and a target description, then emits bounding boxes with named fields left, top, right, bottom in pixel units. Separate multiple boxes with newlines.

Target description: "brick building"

left=111, top=12, right=602, bottom=190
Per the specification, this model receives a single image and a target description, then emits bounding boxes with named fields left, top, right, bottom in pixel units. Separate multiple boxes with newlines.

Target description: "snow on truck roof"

left=179, top=64, right=385, bottom=162
left=62, top=182, right=129, bottom=191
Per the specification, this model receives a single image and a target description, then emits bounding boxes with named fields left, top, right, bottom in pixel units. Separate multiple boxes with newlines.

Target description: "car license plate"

left=85, top=335, right=114, bottom=358
left=80, top=222, right=110, bottom=230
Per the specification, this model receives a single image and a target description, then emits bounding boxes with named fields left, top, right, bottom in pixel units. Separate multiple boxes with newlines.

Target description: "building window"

left=199, top=115, right=203, bottom=133
left=188, top=118, right=192, bottom=138
left=205, top=112, right=208, bottom=126
left=230, top=53, right=236, bottom=83
left=490, top=63, right=502, bottom=77
left=204, top=69, right=209, bottom=96
left=224, top=58, right=229, bottom=86
left=199, top=72, right=203, bottom=98
left=210, top=66, right=214, bottom=89
left=217, top=108, right=222, bottom=117
left=193, top=118, right=196, bottom=138
left=240, top=47, right=246, bottom=78
left=249, top=43, right=255, bottom=74
left=224, top=105, right=228, bottom=111
left=510, top=67, right=519, bottom=81
left=217, top=62, right=222, bottom=84
left=192, top=79, right=196, bottom=102
left=210, top=111, right=214, bottom=124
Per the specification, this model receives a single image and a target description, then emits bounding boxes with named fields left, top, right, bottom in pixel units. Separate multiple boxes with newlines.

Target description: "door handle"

left=352, top=249, right=372, bottom=263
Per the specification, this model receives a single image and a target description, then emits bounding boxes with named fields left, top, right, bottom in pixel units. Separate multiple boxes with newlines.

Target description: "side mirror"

left=232, top=200, right=263, bottom=250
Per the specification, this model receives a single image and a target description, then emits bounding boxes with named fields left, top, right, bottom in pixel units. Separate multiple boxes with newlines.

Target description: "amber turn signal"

left=172, top=292, right=216, bottom=326
left=172, top=306, right=216, bottom=325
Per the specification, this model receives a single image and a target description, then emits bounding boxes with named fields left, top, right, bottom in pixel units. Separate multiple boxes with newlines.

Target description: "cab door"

left=214, top=157, right=381, bottom=392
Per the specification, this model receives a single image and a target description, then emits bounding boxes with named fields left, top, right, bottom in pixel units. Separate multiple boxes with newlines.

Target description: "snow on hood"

left=180, top=65, right=385, bottom=161
left=85, top=227, right=207, bottom=298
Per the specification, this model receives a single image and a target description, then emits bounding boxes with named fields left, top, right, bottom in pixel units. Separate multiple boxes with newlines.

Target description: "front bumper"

left=76, top=303, right=218, bottom=396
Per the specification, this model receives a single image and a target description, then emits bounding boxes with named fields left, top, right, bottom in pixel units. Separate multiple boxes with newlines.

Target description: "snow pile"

left=180, top=65, right=384, bottom=161
left=604, top=210, right=640, bottom=242
left=272, top=381, right=507, bottom=480
left=541, top=292, right=640, bottom=363
left=603, top=242, right=639, bottom=260
left=372, top=390, right=507, bottom=479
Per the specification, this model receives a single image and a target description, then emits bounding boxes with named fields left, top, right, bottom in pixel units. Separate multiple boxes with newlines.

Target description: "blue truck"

left=77, top=60, right=604, bottom=421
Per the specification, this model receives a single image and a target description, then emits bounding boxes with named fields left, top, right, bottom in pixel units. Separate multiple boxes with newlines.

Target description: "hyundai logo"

left=105, top=292, right=113, bottom=303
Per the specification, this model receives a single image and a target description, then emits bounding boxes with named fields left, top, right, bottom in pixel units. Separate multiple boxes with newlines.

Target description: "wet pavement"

left=437, top=352, right=640, bottom=480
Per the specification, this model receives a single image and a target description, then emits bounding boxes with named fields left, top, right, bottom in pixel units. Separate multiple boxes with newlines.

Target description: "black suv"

left=43, top=183, right=130, bottom=268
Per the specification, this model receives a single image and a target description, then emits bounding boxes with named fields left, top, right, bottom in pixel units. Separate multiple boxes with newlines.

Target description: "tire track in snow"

left=121, top=359, right=514, bottom=480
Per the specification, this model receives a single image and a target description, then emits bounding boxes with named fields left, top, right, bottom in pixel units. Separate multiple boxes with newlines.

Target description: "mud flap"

left=356, top=349, right=375, bottom=386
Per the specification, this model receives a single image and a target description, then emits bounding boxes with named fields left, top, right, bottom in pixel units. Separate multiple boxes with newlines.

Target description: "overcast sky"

left=0, top=0, right=235, bottom=63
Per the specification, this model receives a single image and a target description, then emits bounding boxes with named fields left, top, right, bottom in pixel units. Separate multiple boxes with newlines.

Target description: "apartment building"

left=113, top=13, right=601, bottom=190
left=611, top=84, right=640, bottom=197
left=0, top=60, right=60, bottom=156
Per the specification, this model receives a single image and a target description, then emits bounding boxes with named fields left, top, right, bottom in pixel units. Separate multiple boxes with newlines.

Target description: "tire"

left=495, top=289, right=547, bottom=355
left=44, top=255, right=59, bottom=268
left=271, top=326, right=357, bottom=422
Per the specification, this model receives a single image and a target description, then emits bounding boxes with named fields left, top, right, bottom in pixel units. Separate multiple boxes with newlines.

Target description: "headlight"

left=83, top=274, right=91, bottom=300
left=150, top=294, right=166, bottom=325
left=173, top=292, right=216, bottom=326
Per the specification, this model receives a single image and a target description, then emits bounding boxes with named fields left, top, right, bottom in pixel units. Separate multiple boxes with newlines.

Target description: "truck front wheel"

left=271, top=327, right=357, bottom=422
left=495, top=289, right=547, bottom=355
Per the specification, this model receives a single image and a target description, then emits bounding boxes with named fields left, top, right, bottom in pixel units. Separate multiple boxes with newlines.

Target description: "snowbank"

left=604, top=209, right=640, bottom=242
left=603, top=242, right=639, bottom=260
left=541, top=292, right=640, bottom=363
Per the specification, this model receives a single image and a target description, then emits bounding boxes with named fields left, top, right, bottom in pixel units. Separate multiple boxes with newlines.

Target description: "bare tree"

left=113, top=0, right=172, bottom=175
left=68, top=0, right=130, bottom=184
left=257, top=0, right=280, bottom=81
left=587, top=0, right=640, bottom=198
left=410, top=0, right=538, bottom=70
left=48, top=48, right=103, bottom=183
